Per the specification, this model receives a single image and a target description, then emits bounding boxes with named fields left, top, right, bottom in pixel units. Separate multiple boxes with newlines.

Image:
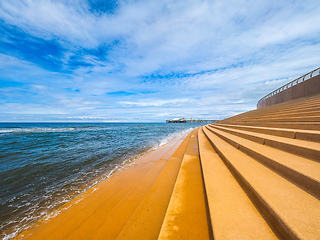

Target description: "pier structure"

left=166, top=118, right=217, bottom=123
left=166, top=118, right=187, bottom=123
left=186, top=119, right=217, bottom=123
left=15, top=68, right=320, bottom=239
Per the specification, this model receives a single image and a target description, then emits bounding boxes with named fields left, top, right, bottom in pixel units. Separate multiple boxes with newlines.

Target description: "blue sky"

left=0, top=0, right=320, bottom=122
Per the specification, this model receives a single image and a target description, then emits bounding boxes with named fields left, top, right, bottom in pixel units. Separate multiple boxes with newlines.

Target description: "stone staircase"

left=202, top=93, right=320, bottom=239
left=15, top=94, right=320, bottom=240
left=118, top=89, right=320, bottom=239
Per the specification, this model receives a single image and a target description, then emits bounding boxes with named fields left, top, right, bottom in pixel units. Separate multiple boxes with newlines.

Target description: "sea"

left=0, top=122, right=206, bottom=239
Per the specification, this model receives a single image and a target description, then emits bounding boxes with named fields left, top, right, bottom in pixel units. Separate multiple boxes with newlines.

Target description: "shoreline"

left=1, top=123, right=198, bottom=240
left=9, top=130, right=191, bottom=239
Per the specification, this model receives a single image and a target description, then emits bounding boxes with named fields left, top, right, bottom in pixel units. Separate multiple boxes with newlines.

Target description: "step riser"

left=216, top=124, right=295, bottom=139
left=258, top=98, right=320, bottom=113
left=206, top=126, right=320, bottom=200
left=216, top=124, right=320, bottom=143
left=239, top=117, right=320, bottom=122
left=248, top=105, right=320, bottom=117
left=261, top=101, right=320, bottom=112
left=260, top=104, right=320, bottom=113
left=218, top=95, right=320, bottom=124
left=209, top=125, right=320, bottom=162
left=296, top=132, right=320, bottom=142
left=203, top=129, right=299, bottom=240
left=198, top=128, right=276, bottom=240
left=242, top=146, right=320, bottom=200
left=265, top=138, right=320, bottom=162
left=218, top=103, right=320, bottom=123
left=253, top=109, right=320, bottom=119
left=213, top=126, right=266, bottom=145
left=245, top=116, right=319, bottom=123
left=218, top=122, right=320, bottom=131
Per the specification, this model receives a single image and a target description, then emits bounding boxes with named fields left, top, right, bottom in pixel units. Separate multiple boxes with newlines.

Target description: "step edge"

left=202, top=127, right=299, bottom=240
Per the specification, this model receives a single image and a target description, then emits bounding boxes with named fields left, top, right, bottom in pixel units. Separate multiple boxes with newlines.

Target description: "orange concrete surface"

left=158, top=130, right=210, bottom=240
left=198, top=128, right=277, bottom=240
left=208, top=93, right=320, bottom=239
left=12, top=92, right=320, bottom=240
left=116, top=131, right=191, bottom=239
left=203, top=127, right=320, bottom=240
left=14, top=132, right=190, bottom=240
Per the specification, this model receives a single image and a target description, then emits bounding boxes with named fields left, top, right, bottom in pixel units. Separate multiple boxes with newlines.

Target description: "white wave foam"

left=154, top=127, right=194, bottom=149
left=0, top=127, right=76, bottom=133
left=3, top=231, right=18, bottom=240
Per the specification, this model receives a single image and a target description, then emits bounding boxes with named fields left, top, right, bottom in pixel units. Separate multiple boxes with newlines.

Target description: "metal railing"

left=258, top=67, right=320, bottom=104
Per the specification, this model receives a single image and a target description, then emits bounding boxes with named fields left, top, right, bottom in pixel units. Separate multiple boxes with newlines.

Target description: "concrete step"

left=208, top=125, right=320, bottom=162
left=115, top=132, right=192, bottom=240
left=88, top=133, right=194, bottom=240
left=250, top=106, right=320, bottom=119
left=259, top=94, right=320, bottom=112
left=214, top=124, right=320, bottom=143
left=245, top=111, right=320, bottom=121
left=238, top=115, right=320, bottom=122
left=218, top=94, right=320, bottom=125
left=203, top=127, right=320, bottom=240
left=16, top=132, right=189, bottom=240
left=216, top=122, right=320, bottom=131
left=264, top=99, right=320, bottom=113
left=158, top=130, right=211, bottom=240
left=198, top=128, right=277, bottom=240
left=205, top=126, right=320, bottom=200
left=220, top=105, right=320, bottom=125
left=245, top=110, right=320, bottom=120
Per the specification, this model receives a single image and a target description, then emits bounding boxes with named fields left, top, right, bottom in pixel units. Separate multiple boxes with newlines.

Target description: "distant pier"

left=166, top=118, right=217, bottom=123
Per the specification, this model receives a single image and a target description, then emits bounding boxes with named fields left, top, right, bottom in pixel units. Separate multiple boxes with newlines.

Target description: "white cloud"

left=32, top=85, right=47, bottom=89
left=1, top=0, right=320, bottom=121
left=118, top=98, right=190, bottom=107
left=65, top=116, right=109, bottom=120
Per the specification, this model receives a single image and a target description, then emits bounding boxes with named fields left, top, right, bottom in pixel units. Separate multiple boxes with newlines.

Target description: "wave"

left=0, top=126, right=114, bottom=134
left=0, top=127, right=77, bottom=133
left=153, top=127, right=194, bottom=149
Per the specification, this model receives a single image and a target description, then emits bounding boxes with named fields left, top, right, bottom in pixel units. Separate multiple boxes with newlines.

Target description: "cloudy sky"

left=0, top=0, right=319, bottom=122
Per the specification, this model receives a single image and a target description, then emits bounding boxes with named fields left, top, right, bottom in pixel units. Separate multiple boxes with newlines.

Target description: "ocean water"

left=0, top=122, right=205, bottom=239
